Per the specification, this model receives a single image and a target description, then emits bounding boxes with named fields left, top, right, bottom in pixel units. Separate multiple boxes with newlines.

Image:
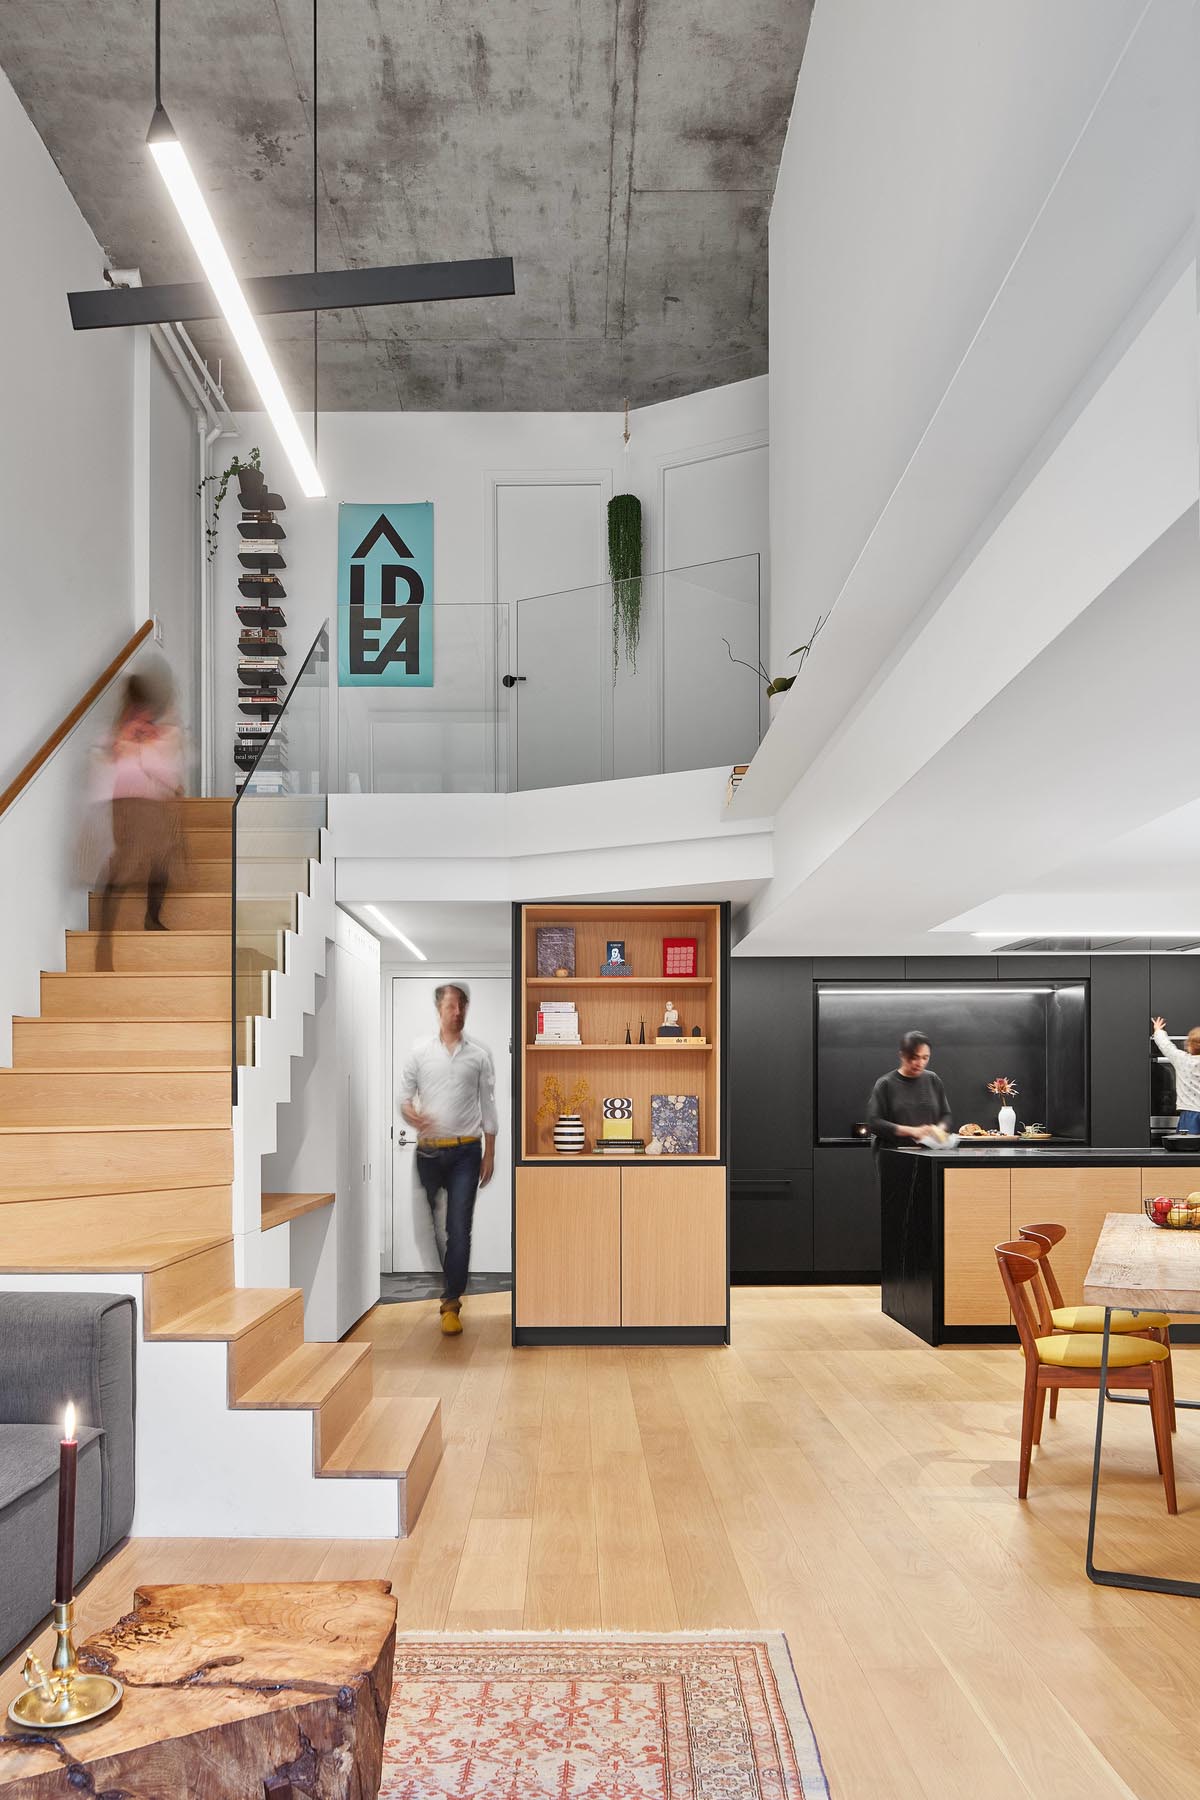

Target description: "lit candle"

left=55, top=1402, right=77, bottom=1606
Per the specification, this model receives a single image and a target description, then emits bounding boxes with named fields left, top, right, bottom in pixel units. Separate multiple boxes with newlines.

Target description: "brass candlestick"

left=7, top=1599, right=123, bottom=1730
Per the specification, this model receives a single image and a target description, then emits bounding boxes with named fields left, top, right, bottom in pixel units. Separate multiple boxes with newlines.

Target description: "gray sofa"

left=0, top=1292, right=136, bottom=1663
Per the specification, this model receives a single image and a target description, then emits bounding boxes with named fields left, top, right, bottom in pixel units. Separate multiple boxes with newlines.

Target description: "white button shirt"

left=1154, top=1029, right=1200, bottom=1113
left=398, top=1032, right=499, bottom=1138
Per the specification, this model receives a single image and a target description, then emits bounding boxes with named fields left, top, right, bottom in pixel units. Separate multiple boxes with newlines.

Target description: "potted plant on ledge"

left=538, top=1074, right=592, bottom=1154
left=722, top=610, right=830, bottom=720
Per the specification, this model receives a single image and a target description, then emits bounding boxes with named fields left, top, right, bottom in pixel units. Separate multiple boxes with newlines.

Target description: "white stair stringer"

left=234, top=839, right=335, bottom=1286
left=0, top=1272, right=402, bottom=1537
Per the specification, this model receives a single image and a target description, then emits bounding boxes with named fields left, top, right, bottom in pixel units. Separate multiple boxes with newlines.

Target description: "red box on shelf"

left=661, top=937, right=698, bottom=978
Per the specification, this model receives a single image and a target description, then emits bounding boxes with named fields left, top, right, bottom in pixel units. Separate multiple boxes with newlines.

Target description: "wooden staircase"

left=0, top=797, right=441, bottom=1537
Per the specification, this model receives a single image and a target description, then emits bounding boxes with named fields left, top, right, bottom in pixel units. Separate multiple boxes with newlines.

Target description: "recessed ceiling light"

left=363, top=905, right=427, bottom=960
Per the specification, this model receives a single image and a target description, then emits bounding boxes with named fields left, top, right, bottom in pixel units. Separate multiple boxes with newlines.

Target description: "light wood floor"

left=5, top=1286, right=1200, bottom=1799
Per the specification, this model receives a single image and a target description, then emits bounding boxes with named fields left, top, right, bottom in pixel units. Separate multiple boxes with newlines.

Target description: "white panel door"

left=389, top=973, right=513, bottom=1276
left=496, top=479, right=607, bottom=790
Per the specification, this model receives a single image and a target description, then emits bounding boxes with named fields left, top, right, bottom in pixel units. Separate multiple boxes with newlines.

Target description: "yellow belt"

left=418, top=1135, right=480, bottom=1148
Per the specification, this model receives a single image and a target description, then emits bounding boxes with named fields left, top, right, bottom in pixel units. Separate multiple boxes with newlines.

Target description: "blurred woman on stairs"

left=92, top=665, right=186, bottom=970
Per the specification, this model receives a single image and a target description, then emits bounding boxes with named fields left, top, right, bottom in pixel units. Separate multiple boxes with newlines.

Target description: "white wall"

left=213, top=378, right=768, bottom=790
left=0, top=63, right=136, bottom=790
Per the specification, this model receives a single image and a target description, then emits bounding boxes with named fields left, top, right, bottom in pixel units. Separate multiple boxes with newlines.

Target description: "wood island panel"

left=943, top=1167, right=1011, bottom=1325
left=515, top=1165, right=621, bottom=1327
left=619, top=1164, right=726, bottom=1327
left=1009, top=1164, right=1141, bottom=1303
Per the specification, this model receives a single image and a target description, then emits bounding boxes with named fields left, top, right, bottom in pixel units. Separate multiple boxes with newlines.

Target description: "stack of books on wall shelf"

left=593, top=1138, right=645, bottom=1155
left=725, top=764, right=750, bottom=805
left=534, top=1001, right=581, bottom=1045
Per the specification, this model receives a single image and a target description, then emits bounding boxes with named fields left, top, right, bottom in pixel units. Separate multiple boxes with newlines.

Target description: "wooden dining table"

left=1083, top=1209, right=1200, bottom=1596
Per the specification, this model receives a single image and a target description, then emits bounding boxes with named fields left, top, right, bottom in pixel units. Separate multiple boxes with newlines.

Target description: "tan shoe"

left=440, top=1299, right=463, bottom=1336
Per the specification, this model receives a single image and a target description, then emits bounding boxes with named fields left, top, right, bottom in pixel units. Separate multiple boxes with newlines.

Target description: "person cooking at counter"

left=1152, top=1015, right=1200, bottom=1134
left=867, top=1030, right=953, bottom=1152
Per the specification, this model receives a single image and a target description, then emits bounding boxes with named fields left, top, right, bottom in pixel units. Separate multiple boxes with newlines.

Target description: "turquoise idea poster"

left=337, top=502, right=433, bottom=687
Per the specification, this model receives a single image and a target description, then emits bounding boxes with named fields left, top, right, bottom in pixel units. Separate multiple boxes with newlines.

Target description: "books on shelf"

left=725, top=763, right=750, bottom=806
left=593, top=1139, right=645, bottom=1154
left=534, top=1000, right=581, bottom=1044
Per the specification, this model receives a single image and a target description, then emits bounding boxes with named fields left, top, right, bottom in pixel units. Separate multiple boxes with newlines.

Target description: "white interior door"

left=388, top=973, right=512, bottom=1275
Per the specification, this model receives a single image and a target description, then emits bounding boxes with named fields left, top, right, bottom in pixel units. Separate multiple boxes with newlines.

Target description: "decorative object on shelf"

left=722, top=611, right=830, bottom=713
left=691, top=1025, right=703, bottom=1038
left=638, top=1017, right=646, bottom=1045
left=338, top=503, right=435, bottom=686
left=645, top=1137, right=663, bottom=1156
left=651, top=1093, right=699, bottom=1155
left=601, top=1097, right=634, bottom=1142
left=536, top=925, right=576, bottom=978
left=9, top=1402, right=123, bottom=1730
left=537, top=1073, right=592, bottom=1153
left=196, top=445, right=261, bottom=562
left=625, top=1022, right=632, bottom=1044
left=662, top=937, right=697, bottom=978
left=656, top=999, right=684, bottom=1043
left=987, top=1075, right=1019, bottom=1136
left=607, top=492, right=643, bottom=671
left=602, top=938, right=632, bottom=975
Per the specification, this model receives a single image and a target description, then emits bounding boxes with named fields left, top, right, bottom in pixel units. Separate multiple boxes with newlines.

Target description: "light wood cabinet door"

left=515, top=1166, right=621, bottom=1327
left=943, top=1168, right=1011, bottom=1326
left=620, top=1165, right=727, bottom=1327
left=1010, top=1166, right=1141, bottom=1304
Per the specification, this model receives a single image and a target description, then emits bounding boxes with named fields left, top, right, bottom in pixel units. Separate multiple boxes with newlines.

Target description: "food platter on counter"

left=957, top=1131, right=1053, bottom=1143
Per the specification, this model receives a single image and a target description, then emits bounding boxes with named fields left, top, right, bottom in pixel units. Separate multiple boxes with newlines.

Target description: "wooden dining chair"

left=1017, top=1221, right=1175, bottom=1424
left=994, top=1239, right=1177, bottom=1512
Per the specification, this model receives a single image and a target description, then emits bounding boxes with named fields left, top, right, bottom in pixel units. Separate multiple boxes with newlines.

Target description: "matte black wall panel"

left=1000, top=956, right=1091, bottom=978
left=1089, top=957, right=1151, bottom=1145
left=903, top=957, right=998, bottom=979
left=812, top=958, right=905, bottom=979
left=812, top=1146, right=880, bottom=1272
left=730, top=1171, right=813, bottom=1274
left=1150, top=959, right=1200, bottom=1030
left=729, top=958, right=812, bottom=1171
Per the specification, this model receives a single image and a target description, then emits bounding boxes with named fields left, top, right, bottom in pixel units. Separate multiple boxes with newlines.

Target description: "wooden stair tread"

left=235, top=1341, right=370, bottom=1410
left=319, top=1396, right=439, bottom=1478
left=0, top=1232, right=231, bottom=1273
left=0, top=1122, right=231, bottom=1136
left=153, top=1286, right=301, bottom=1340
left=261, top=1191, right=335, bottom=1230
left=0, top=1178, right=230, bottom=1204
left=5, top=1065, right=228, bottom=1075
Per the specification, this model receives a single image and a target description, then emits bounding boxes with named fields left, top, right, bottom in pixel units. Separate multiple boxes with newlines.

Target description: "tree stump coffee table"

left=0, top=1581, right=397, bottom=1800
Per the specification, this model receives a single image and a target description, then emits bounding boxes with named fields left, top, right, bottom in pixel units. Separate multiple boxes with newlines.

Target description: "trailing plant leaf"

left=607, top=493, right=643, bottom=671
left=197, top=446, right=262, bottom=563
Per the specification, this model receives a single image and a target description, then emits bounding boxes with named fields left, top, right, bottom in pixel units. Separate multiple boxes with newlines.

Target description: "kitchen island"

left=879, top=1145, right=1200, bottom=1344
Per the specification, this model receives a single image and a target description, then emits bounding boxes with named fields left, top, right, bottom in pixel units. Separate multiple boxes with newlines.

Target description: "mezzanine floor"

left=5, top=1286, right=1200, bottom=1799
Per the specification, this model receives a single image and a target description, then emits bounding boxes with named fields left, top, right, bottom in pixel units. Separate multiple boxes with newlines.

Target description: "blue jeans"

left=415, top=1140, right=482, bottom=1303
left=1180, top=1111, right=1200, bottom=1135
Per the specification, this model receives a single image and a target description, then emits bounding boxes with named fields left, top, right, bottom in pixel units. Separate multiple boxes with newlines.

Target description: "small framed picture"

left=606, top=940, right=626, bottom=966
left=662, top=937, right=697, bottom=978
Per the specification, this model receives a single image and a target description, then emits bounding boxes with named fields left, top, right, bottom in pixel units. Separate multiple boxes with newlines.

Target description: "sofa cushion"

left=0, top=1423, right=102, bottom=1513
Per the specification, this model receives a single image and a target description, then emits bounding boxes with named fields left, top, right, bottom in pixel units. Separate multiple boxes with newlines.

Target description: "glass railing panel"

left=232, top=624, right=329, bottom=1083
left=514, top=587, right=608, bottom=790
left=662, top=555, right=762, bottom=772
left=337, top=604, right=508, bottom=794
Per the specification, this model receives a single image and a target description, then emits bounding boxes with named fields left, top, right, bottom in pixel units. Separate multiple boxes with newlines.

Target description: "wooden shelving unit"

left=512, top=901, right=730, bottom=1345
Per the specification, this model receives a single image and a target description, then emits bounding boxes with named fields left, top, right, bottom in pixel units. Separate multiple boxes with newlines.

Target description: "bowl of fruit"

left=1144, top=1193, right=1200, bottom=1229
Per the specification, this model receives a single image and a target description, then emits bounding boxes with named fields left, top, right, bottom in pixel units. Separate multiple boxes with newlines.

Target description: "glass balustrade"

left=231, top=623, right=329, bottom=1085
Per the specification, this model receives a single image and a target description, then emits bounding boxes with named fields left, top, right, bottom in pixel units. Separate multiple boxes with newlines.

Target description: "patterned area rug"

left=382, top=1632, right=830, bottom=1798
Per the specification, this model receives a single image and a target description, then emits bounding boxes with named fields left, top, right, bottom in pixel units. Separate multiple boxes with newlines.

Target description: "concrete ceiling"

left=0, top=0, right=811, bottom=410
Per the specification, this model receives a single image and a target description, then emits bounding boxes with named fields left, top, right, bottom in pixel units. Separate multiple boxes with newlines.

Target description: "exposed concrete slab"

left=0, top=0, right=810, bottom=409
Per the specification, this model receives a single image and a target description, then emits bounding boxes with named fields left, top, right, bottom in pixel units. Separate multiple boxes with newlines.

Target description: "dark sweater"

left=866, top=1069, right=952, bottom=1150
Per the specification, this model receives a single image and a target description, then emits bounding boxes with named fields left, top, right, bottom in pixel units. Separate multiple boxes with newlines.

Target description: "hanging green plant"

left=607, top=492, right=643, bottom=671
left=196, top=446, right=262, bottom=562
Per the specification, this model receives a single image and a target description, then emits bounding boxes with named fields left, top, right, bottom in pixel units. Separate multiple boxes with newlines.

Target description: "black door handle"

left=501, top=674, right=526, bottom=688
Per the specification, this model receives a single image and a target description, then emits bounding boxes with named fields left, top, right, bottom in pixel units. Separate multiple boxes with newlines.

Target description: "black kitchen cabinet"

left=812, top=1146, right=880, bottom=1275
left=729, top=958, right=812, bottom=1173
left=731, top=1171, right=813, bottom=1278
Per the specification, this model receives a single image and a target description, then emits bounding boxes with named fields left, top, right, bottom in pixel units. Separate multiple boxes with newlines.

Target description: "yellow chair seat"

left=1050, top=1305, right=1170, bottom=1333
left=1036, top=1333, right=1171, bottom=1370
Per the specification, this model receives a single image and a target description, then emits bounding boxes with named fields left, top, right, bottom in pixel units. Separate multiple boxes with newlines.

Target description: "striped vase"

left=553, top=1113, right=586, bottom=1155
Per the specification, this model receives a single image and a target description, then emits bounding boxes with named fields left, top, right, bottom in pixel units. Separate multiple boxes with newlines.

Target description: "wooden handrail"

left=0, top=619, right=155, bottom=819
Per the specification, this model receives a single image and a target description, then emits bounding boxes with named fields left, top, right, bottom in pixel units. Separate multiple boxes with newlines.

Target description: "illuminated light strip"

left=821, top=987, right=1056, bottom=997
left=364, top=905, right=427, bottom=961
left=148, top=111, right=323, bottom=498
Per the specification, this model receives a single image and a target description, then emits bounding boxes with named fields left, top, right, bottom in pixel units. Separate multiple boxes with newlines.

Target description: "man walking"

left=398, top=981, right=498, bottom=1335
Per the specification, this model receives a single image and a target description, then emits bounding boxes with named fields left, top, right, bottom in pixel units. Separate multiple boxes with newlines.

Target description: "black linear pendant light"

left=68, top=0, right=515, bottom=487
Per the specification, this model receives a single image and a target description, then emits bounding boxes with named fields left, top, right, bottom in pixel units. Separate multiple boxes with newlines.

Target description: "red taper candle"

left=55, top=1402, right=78, bottom=1606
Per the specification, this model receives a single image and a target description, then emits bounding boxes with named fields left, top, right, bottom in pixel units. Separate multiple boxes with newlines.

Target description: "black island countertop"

left=900, top=1145, right=1200, bottom=1166
left=879, top=1143, right=1200, bottom=1345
